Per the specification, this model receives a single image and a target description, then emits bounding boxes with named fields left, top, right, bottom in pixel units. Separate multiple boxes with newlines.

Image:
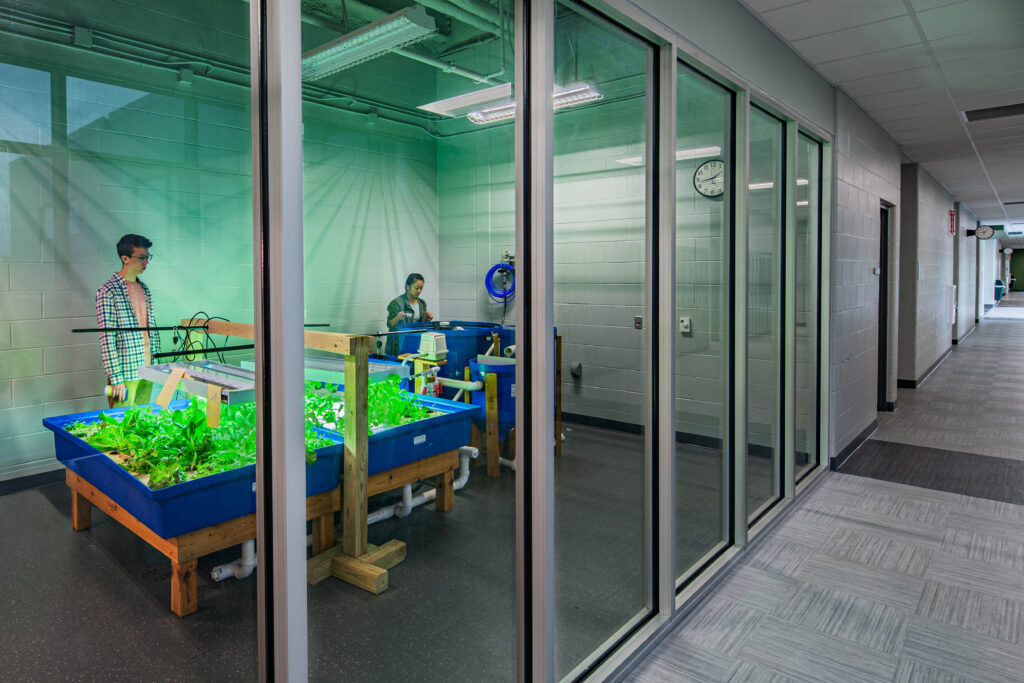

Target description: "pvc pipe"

left=499, top=457, right=516, bottom=471
left=503, top=344, right=516, bottom=358
left=211, top=539, right=257, bottom=581
left=437, top=376, right=484, bottom=392
left=367, top=446, right=478, bottom=524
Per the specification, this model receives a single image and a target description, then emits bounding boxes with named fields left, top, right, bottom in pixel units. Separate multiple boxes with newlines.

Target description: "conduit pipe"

left=211, top=539, right=257, bottom=581
left=367, top=446, right=478, bottom=524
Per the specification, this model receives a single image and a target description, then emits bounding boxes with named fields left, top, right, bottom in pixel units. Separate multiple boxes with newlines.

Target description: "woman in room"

left=385, top=273, right=434, bottom=355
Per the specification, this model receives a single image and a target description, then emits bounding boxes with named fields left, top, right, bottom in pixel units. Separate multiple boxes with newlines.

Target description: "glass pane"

left=552, top=2, right=650, bottom=677
left=674, top=65, right=731, bottom=581
left=298, top=2, right=517, bottom=680
left=2, top=2, right=255, bottom=678
left=746, top=107, right=784, bottom=522
left=795, top=134, right=820, bottom=480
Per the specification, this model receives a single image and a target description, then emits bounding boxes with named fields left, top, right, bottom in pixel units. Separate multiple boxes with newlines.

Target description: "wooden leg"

left=469, top=423, right=482, bottom=466
left=311, top=513, right=335, bottom=556
left=486, top=372, right=500, bottom=478
left=170, top=559, right=198, bottom=617
left=435, top=469, right=454, bottom=511
left=70, top=488, right=92, bottom=531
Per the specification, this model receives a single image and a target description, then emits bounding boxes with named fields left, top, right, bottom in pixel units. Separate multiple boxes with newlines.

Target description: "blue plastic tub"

left=42, top=401, right=343, bottom=539
left=319, top=394, right=481, bottom=475
left=396, top=321, right=504, bottom=383
left=468, top=358, right=516, bottom=438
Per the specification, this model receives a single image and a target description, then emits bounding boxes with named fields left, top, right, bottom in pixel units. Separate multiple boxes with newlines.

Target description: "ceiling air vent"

left=963, top=102, right=1024, bottom=122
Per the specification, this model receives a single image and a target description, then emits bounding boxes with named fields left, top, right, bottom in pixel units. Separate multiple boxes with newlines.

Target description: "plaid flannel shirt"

left=95, top=273, right=161, bottom=385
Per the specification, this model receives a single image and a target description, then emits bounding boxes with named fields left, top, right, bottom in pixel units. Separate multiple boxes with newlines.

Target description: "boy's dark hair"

left=116, top=234, right=153, bottom=259
left=405, top=273, right=424, bottom=287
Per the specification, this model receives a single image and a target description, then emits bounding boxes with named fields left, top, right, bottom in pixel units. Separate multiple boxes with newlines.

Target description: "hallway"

left=627, top=312, right=1024, bottom=682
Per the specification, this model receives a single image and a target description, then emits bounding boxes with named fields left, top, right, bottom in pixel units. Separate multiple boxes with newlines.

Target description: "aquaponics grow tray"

left=43, top=396, right=480, bottom=538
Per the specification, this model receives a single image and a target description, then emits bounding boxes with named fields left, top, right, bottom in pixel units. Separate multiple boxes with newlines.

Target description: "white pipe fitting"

left=367, top=446, right=478, bottom=525
left=211, top=539, right=257, bottom=581
left=437, top=377, right=484, bottom=392
left=499, top=456, right=516, bottom=471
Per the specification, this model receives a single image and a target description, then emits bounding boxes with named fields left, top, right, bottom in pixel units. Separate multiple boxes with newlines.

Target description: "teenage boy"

left=95, top=234, right=160, bottom=407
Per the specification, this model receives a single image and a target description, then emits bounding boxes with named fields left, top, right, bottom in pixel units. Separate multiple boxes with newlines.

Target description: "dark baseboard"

left=884, top=401, right=896, bottom=411
left=830, top=419, right=877, bottom=471
left=0, top=469, right=65, bottom=497
left=896, top=348, right=952, bottom=389
left=953, top=325, right=976, bottom=345
left=562, top=412, right=642, bottom=435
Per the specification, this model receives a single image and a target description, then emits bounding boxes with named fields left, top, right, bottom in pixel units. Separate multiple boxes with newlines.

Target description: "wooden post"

left=70, top=489, right=91, bottom=530
left=486, top=372, right=500, bottom=477
left=343, top=335, right=370, bottom=559
left=154, top=366, right=186, bottom=408
left=436, top=469, right=454, bottom=511
left=556, top=334, right=563, bottom=458
left=492, top=332, right=500, bottom=357
left=206, top=383, right=222, bottom=427
left=170, top=559, right=198, bottom=617
left=464, top=367, right=472, bottom=403
left=311, top=514, right=334, bottom=556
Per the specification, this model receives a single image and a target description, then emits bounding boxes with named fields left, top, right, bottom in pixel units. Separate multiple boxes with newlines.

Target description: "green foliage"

left=66, top=376, right=432, bottom=490
left=67, top=396, right=332, bottom=490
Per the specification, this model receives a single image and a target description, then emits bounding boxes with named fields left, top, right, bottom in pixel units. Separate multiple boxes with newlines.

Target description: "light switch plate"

left=679, top=316, right=691, bottom=333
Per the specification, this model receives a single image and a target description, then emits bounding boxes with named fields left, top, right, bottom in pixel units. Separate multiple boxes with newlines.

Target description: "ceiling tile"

left=929, top=22, right=1024, bottom=64
left=739, top=0, right=810, bottom=13
left=816, top=43, right=932, bottom=82
left=872, top=99, right=961, bottom=123
left=939, top=48, right=1024, bottom=83
left=840, top=65, right=944, bottom=98
left=908, top=0, right=969, bottom=10
left=857, top=84, right=949, bottom=111
left=790, top=15, right=920, bottom=63
left=915, top=0, right=1024, bottom=42
left=759, top=0, right=907, bottom=42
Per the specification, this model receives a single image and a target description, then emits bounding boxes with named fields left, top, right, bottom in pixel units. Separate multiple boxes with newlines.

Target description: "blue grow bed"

left=42, top=400, right=343, bottom=539
left=320, top=393, right=481, bottom=475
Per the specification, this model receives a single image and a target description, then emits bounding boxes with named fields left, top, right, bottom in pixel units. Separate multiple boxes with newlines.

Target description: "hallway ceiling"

left=739, top=0, right=1024, bottom=232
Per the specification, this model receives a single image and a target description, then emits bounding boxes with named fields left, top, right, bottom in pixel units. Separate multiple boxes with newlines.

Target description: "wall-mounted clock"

left=975, top=224, right=995, bottom=240
left=693, top=159, right=725, bottom=198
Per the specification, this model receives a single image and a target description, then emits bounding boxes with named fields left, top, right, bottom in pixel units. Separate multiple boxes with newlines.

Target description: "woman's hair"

left=405, top=273, right=424, bottom=287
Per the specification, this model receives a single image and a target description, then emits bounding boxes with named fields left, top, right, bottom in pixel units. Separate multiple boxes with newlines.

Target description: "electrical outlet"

left=679, top=317, right=691, bottom=334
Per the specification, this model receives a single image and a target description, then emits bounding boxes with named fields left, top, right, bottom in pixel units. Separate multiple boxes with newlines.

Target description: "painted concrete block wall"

left=898, top=165, right=918, bottom=384
left=954, top=203, right=977, bottom=341
left=898, top=165, right=956, bottom=382
left=979, top=238, right=997, bottom=311
left=831, top=92, right=901, bottom=457
left=907, top=165, right=954, bottom=381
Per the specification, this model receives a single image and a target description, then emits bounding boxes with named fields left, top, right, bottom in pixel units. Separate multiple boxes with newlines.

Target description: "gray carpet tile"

left=916, top=580, right=1024, bottom=645
left=635, top=473, right=1024, bottom=682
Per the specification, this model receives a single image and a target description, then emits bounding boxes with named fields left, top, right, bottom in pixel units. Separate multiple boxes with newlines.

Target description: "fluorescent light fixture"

left=1009, top=222, right=1024, bottom=234
left=796, top=200, right=809, bottom=206
left=615, top=145, right=722, bottom=167
left=797, top=178, right=809, bottom=185
left=676, top=145, right=722, bottom=160
left=464, top=82, right=603, bottom=125
left=418, top=83, right=512, bottom=117
left=302, top=5, right=436, bottom=80
left=748, top=182, right=774, bottom=190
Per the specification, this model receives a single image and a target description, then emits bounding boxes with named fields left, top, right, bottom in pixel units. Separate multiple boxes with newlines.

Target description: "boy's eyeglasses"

left=133, top=254, right=153, bottom=262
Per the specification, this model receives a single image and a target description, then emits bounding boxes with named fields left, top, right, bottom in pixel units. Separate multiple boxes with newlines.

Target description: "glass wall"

left=795, top=133, right=821, bottom=481
left=674, top=64, right=732, bottom=581
left=296, top=1, right=517, bottom=679
left=0, top=0, right=257, bottom=676
left=746, top=106, right=785, bottom=522
left=551, top=1, right=651, bottom=677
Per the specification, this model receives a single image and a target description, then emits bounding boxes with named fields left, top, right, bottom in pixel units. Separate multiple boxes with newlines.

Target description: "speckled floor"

left=0, top=422, right=735, bottom=681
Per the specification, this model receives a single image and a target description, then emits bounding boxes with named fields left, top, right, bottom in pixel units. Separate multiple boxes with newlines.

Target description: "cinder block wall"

left=830, top=91, right=901, bottom=458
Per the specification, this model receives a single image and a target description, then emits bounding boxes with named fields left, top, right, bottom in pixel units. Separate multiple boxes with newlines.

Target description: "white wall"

left=898, top=164, right=955, bottom=383
left=830, top=92, right=901, bottom=457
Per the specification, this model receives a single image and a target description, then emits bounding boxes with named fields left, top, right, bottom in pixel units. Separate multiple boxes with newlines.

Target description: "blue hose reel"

left=485, top=262, right=515, bottom=303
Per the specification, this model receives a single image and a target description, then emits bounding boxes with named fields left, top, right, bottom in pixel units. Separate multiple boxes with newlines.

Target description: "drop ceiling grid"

left=739, top=0, right=1024, bottom=221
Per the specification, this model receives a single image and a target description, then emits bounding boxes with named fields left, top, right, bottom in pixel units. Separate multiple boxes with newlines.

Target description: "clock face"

left=976, top=225, right=995, bottom=240
left=694, top=159, right=725, bottom=198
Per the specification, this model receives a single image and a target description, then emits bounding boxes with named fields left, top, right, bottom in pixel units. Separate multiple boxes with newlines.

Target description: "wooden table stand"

left=66, top=468, right=340, bottom=617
